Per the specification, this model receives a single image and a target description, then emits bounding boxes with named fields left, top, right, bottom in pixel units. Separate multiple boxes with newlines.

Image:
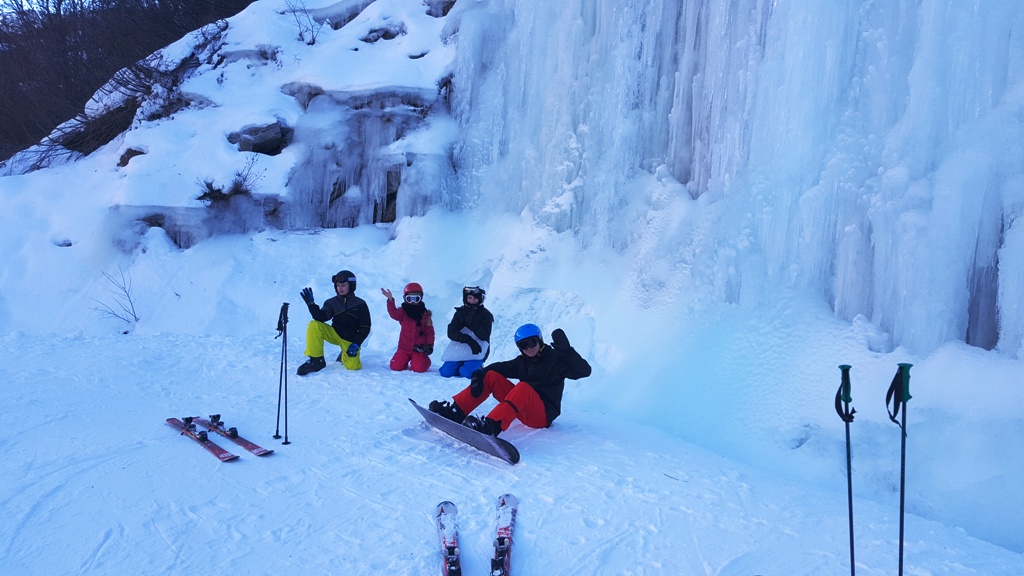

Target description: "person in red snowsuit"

left=429, top=323, right=591, bottom=437
left=381, top=282, right=435, bottom=372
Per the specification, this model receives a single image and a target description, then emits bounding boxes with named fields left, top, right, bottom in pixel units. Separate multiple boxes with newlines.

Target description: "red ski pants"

left=453, top=371, right=548, bottom=431
left=390, top=349, right=431, bottom=373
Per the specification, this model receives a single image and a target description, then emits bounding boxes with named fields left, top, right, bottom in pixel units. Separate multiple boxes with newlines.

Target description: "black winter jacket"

left=308, top=294, right=372, bottom=345
left=447, top=304, right=494, bottom=359
left=483, top=344, right=591, bottom=425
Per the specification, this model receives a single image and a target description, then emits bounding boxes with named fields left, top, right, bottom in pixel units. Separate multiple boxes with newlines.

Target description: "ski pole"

left=834, top=364, right=855, bottom=576
left=274, top=302, right=291, bottom=444
left=885, top=363, right=912, bottom=576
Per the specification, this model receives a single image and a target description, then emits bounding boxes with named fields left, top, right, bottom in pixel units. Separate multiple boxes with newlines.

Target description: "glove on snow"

left=551, top=328, right=570, bottom=350
left=470, top=370, right=485, bottom=398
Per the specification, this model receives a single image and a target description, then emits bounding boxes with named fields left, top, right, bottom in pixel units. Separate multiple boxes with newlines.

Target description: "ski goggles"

left=516, top=336, right=542, bottom=351
left=404, top=294, right=422, bottom=304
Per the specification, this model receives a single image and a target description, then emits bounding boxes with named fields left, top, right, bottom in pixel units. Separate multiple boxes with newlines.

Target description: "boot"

left=297, top=356, right=326, bottom=375
left=428, top=400, right=466, bottom=424
left=463, top=415, right=501, bottom=437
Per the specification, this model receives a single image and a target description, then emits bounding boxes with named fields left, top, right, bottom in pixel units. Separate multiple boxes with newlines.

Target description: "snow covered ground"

left=2, top=331, right=1022, bottom=575
left=1, top=219, right=1023, bottom=575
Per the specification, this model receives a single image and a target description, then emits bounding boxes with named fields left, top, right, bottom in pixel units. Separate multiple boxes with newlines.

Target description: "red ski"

left=435, top=501, right=462, bottom=576
left=491, top=494, right=517, bottom=576
left=191, top=415, right=274, bottom=456
left=166, top=417, right=239, bottom=462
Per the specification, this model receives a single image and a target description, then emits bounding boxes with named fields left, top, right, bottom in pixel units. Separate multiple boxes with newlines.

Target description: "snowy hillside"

left=2, top=221, right=1024, bottom=574
left=3, top=300, right=1024, bottom=574
left=2, top=0, right=1024, bottom=573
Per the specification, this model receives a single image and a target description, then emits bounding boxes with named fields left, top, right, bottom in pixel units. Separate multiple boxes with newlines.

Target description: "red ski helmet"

left=404, top=282, right=423, bottom=296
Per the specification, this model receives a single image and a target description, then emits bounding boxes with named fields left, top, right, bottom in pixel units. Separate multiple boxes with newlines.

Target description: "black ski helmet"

left=463, top=286, right=485, bottom=305
left=332, top=270, right=357, bottom=292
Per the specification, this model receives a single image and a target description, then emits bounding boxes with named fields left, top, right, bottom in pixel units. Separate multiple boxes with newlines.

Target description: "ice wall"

left=448, top=0, right=1024, bottom=356
left=284, top=87, right=446, bottom=228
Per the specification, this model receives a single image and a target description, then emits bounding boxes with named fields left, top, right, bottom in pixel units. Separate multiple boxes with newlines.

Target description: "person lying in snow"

left=429, top=323, right=591, bottom=437
left=381, top=282, right=435, bottom=373
left=296, top=269, right=372, bottom=375
left=437, top=285, right=494, bottom=379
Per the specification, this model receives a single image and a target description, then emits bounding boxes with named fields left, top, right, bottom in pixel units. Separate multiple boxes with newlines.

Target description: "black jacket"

left=447, top=304, right=494, bottom=359
left=483, top=344, right=591, bottom=425
left=308, top=294, right=371, bottom=345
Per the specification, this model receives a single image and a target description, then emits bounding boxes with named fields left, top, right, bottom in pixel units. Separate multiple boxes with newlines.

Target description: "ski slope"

left=2, top=329, right=1022, bottom=575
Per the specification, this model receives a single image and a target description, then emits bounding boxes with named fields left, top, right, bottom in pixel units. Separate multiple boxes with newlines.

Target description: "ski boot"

left=463, top=415, right=501, bottom=437
left=297, top=356, right=326, bottom=375
left=429, top=400, right=467, bottom=424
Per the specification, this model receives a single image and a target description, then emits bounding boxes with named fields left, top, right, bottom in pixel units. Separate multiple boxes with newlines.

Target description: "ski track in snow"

left=1, top=334, right=1022, bottom=575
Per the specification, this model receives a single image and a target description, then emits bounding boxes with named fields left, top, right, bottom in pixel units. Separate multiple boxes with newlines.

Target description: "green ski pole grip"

left=838, top=364, right=852, bottom=403
left=898, top=362, right=912, bottom=402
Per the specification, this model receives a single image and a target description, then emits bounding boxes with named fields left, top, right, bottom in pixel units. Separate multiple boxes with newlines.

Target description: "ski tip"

left=436, top=500, right=458, bottom=515
left=497, top=493, right=518, bottom=507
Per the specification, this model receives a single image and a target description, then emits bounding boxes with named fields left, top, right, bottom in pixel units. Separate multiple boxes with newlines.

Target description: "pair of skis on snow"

left=436, top=494, right=517, bottom=576
left=165, top=414, right=274, bottom=461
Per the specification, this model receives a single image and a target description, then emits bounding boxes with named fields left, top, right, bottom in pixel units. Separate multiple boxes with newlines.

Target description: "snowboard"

left=409, top=398, right=520, bottom=465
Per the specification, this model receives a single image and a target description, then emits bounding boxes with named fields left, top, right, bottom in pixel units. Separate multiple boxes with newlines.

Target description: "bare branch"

left=91, top=265, right=140, bottom=328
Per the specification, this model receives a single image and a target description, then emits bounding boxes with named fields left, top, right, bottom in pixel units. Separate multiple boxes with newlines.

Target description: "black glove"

left=470, top=370, right=485, bottom=398
left=300, top=287, right=314, bottom=304
left=466, top=338, right=482, bottom=355
left=413, top=344, right=434, bottom=355
left=551, top=328, right=570, bottom=350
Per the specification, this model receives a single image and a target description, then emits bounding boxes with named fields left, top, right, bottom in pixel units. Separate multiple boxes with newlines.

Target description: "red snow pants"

left=453, top=371, right=548, bottom=431
left=390, top=349, right=431, bottom=373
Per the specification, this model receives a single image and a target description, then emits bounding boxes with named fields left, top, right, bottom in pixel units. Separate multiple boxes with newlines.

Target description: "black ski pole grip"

left=276, top=302, right=290, bottom=334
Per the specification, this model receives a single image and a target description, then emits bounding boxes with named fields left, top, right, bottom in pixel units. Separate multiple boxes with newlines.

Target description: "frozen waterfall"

left=447, top=0, right=1024, bottom=356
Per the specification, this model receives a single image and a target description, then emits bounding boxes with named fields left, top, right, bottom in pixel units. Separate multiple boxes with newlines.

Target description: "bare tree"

left=0, top=0, right=254, bottom=163
left=91, top=266, right=140, bottom=330
left=285, top=0, right=324, bottom=45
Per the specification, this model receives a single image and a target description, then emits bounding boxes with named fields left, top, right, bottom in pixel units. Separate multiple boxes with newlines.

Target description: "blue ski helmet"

left=513, top=323, right=542, bottom=344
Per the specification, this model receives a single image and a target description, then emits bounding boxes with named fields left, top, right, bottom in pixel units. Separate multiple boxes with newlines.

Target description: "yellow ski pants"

left=303, top=320, right=362, bottom=370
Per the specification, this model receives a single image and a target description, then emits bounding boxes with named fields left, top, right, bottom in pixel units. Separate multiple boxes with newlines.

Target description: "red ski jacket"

left=387, top=299, right=435, bottom=352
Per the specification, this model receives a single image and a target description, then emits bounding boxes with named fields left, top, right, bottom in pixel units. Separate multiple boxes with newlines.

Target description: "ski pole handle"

left=897, top=363, right=912, bottom=403
left=276, top=302, right=290, bottom=334
left=835, top=364, right=855, bottom=422
left=838, top=364, right=852, bottom=404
